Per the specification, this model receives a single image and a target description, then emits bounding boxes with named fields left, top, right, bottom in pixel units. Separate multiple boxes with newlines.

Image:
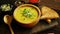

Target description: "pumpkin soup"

left=14, top=6, right=39, bottom=24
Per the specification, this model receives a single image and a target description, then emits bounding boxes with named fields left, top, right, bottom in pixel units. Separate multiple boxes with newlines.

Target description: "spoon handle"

left=8, top=24, right=14, bottom=34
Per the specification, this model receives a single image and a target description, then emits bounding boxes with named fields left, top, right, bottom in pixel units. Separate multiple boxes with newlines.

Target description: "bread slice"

left=41, top=6, right=59, bottom=19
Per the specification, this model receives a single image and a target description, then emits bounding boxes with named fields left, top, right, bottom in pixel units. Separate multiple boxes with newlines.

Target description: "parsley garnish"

left=23, top=9, right=32, bottom=18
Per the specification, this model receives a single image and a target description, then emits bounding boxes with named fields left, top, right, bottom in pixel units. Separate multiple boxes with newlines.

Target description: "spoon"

left=3, top=15, right=14, bottom=34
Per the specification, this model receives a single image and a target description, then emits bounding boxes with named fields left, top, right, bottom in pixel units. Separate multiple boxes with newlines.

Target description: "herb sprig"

left=23, top=9, right=32, bottom=18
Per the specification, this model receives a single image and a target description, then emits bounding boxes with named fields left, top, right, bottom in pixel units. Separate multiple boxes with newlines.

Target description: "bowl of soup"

left=13, top=4, right=41, bottom=28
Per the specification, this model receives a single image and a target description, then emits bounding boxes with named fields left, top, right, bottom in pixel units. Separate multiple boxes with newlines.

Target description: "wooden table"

left=0, top=0, right=60, bottom=34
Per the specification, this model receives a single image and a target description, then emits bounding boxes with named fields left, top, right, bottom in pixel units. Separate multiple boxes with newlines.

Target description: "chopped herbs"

left=22, top=9, right=32, bottom=18
left=0, top=4, right=13, bottom=11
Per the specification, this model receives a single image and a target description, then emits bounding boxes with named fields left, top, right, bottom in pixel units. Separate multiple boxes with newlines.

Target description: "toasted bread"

left=41, top=6, right=59, bottom=19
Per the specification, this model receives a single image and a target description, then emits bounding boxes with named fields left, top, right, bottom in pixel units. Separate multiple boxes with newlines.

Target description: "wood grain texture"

left=38, top=0, right=60, bottom=10
left=22, top=0, right=60, bottom=10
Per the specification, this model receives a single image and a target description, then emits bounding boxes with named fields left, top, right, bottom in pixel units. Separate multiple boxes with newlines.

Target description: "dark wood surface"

left=22, top=0, right=60, bottom=10
left=0, top=0, right=60, bottom=34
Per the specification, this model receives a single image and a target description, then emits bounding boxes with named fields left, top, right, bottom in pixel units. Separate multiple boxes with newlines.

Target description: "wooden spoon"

left=3, top=15, right=14, bottom=34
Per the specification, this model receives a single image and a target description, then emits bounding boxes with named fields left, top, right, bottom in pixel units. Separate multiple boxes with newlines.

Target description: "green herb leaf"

left=22, top=9, right=32, bottom=18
